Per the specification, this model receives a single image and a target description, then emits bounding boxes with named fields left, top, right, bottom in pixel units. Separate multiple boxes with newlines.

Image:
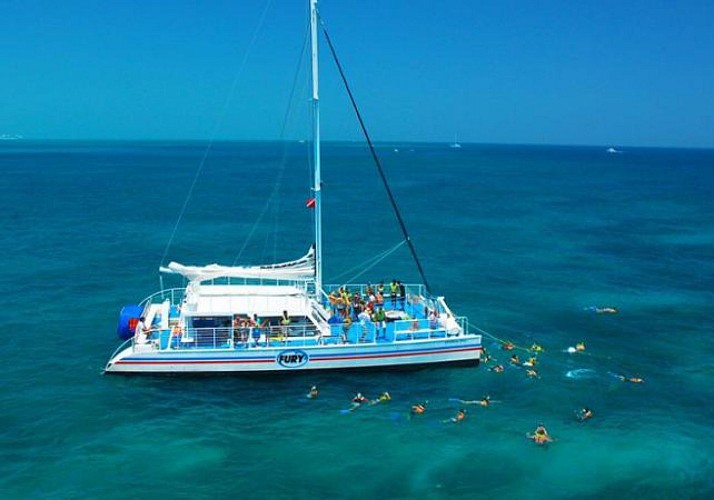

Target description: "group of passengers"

left=328, top=280, right=407, bottom=319
left=231, top=313, right=268, bottom=343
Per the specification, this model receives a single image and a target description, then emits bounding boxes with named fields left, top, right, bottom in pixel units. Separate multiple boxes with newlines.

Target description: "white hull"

left=105, top=336, right=481, bottom=374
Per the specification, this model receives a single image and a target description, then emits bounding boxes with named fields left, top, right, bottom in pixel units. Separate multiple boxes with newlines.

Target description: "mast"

left=310, top=0, right=323, bottom=293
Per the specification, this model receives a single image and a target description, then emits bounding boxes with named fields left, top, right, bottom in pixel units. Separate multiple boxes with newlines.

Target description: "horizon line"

left=1, top=138, right=712, bottom=151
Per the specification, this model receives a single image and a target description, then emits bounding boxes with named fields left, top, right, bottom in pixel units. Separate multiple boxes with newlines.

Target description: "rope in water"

left=470, top=324, right=540, bottom=353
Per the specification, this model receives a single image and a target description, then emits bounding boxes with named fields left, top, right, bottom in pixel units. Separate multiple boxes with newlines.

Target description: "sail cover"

left=160, top=246, right=316, bottom=283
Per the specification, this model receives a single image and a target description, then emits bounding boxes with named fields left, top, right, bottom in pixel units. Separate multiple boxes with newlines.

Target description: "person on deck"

left=428, top=309, right=439, bottom=329
left=397, top=281, right=406, bottom=310
left=136, top=317, right=151, bottom=343
left=373, top=307, right=386, bottom=340
left=390, top=279, right=398, bottom=309
left=341, top=317, right=353, bottom=343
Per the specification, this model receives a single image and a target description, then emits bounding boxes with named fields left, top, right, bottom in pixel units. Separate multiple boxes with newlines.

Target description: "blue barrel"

left=117, top=305, right=143, bottom=340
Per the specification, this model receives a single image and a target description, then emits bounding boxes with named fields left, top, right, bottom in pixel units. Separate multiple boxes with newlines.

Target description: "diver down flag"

left=306, top=198, right=316, bottom=208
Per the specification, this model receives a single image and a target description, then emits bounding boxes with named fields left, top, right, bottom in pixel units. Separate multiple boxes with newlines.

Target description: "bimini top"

left=159, top=246, right=316, bottom=283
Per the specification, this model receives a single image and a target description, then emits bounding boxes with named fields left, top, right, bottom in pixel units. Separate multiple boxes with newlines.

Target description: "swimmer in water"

left=567, top=342, right=586, bottom=354
left=576, top=407, right=593, bottom=421
left=307, top=385, right=319, bottom=399
left=502, top=341, right=515, bottom=351
left=530, top=343, right=544, bottom=353
left=586, top=306, right=618, bottom=314
left=527, top=424, right=553, bottom=445
left=596, top=307, right=618, bottom=314
left=618, top=375, right=644, bottom=383
left=490, top=364, right=505, bottom=373
left=526, top=369, right=539, bottom=378
left=456, top=396, right=491, bottom=407
left=369, top=392, right=391, bottom=405
left=510, top=354, right=521, bottom=365
left=410, top=401, right=427, bottom=417
left=522, top=357, right=538, bottom=367
left=444, top=408, right=467, bottom=424
left=348, top=392, right=368, bottom=411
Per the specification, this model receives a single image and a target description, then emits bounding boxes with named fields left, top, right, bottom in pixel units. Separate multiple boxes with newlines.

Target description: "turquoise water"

left=1, top=141, right=713, bottom=498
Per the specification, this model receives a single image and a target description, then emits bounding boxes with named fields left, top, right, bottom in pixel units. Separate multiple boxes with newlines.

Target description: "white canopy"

left=160, top=246, right=316, bottom=283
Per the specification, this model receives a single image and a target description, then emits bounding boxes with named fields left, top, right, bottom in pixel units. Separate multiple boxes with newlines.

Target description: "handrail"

left=138, top=288, right=185, bottom=308
left=154, top=323, right=322, bottom=351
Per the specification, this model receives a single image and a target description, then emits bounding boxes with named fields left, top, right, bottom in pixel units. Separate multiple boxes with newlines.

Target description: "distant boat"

left=449, top=134, right=462, bottom=149
left=606, top=147, right=622, bottom=154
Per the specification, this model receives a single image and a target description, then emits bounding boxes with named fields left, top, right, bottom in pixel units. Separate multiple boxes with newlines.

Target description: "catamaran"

left=104, top=0, right=482, bottom=374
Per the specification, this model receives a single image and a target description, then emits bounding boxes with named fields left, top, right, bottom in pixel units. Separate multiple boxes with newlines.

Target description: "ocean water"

left=1, top=141, right=713, bottom=498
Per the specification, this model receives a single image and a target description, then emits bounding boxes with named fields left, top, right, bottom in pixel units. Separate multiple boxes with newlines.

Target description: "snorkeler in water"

left=526, top=369, right=539, bottom=378
left=490, top=364, right=505, bottom=373
left=576, top=407, right=593, bottom=421
left=522, top=356, right=538, bottom=367
left=443, top=408, right=467, bottom=424
left=527, top=424, right=553, bottom=445
left=530, top=343, right=544, bottom=353
left=510, top=354, right=521, bottom=365
left=618, top=375, right=644, bottom=383
left=410, top=401, right=427, bottom=416
left=347, top=392, right=368, bottom=411
left=502, top=341, right=515, bottom=351
left=369, top=392, right=391, bottom=405
left=567, top=342, right=586, bottom=354
left=456, top=396, right=491, bottom=407
left=586, top=306, right=618, bottom=314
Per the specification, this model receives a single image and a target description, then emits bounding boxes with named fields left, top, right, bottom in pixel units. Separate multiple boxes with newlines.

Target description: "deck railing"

left=138, top=323, right=322, bottom=351
left=138, top=288, right=185, bottom=308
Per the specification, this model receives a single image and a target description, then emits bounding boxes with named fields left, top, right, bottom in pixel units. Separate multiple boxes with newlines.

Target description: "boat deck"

left=137, top=294, right=463, bottom=353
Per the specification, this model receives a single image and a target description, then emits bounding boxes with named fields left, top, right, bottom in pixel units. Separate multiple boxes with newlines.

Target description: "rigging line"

left=159, top=0, right=274, bottom=269
left=231, top=20, right=311, bottom=266
left=331, top=240, right=407, bottom=285
left=319, top=18, right=432, bottom=294
left=340, top=241, right=408, bottom=286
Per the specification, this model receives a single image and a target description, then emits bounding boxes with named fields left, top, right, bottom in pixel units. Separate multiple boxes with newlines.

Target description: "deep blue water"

left=1, top=141, right=713, bottom=498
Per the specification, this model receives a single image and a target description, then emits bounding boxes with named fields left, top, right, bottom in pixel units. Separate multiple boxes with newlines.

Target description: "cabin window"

left=189, top=316, right=232, bottom=329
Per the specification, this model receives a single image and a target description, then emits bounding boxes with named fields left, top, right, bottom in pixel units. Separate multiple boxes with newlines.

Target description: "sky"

left=1, top=0, right=713, bottom=148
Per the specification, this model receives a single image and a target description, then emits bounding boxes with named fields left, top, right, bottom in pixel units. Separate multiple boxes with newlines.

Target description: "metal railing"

left=138, top=288, right=185, bottom=309
left=136, top=323, right=322, bottom=351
